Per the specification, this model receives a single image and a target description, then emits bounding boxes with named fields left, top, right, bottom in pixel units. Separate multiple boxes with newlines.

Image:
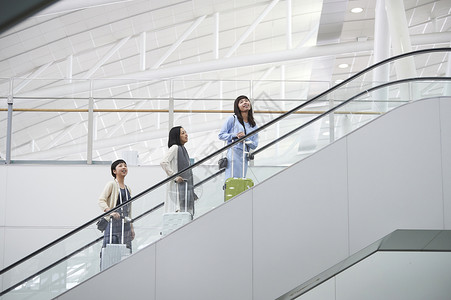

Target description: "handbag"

left=96, top=217, right=108, bottom=232
left=218, top=139, right=229, bottom=169
left=218, top=157, right=228, bottom=169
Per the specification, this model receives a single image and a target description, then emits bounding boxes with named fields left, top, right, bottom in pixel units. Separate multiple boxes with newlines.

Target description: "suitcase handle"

left=108, top=215, right=127, bottom=245
left=175, top=179, right=188, bottom=213
left=231, top=140, right=253, bottom=178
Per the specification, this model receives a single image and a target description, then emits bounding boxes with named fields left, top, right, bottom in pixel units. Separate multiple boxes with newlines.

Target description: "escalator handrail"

left=1, top=78, right=449, bottom=297
left=133, top=47, right=451, bottom=199
left=253, top=76, right=451, bottom=156
left=0, top=47, right=449, bottom=281
left=0, top=202, right=165, bottom=297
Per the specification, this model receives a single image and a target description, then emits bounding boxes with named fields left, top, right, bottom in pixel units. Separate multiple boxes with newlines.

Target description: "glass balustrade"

left=1, top=48, right=450, bottom=299
left=2, top=78, right=450, bottom=299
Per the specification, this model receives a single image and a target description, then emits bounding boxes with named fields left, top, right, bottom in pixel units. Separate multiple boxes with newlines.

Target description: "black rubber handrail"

left=1, top=47, right=450, bottom=293
left=0, top=202, right=165, bottom=297
left=193, top=168, right=225, bottom=189
left=132, top=47, right=451, bottom=201
left=0, top=236, right=104, bottom=296
left=1, top=48, right=450, bottom=277
left=253, top=76, right=451, bottom=156
left=3, top=76, right=448, bottom=297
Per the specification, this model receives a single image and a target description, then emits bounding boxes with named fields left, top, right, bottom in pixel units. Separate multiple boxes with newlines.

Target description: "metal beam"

left=253, top=66, right=276, bottom=91
left=106, top=101, right=146, bottom=138
left=225, top=0, right=280, bottom=58
left=43, top=122, right=80, bottom=149
left=66, top=55, right=73, bottom=82
left=213, top=12, right=219, bottom=59
left=13, top=61, right=53, bottom=94
left=82, top=36, right=130, bottom=79
left=139, top=32, right=146, bottom=71
left=17, top=32, right=451, bottom=98
left=151, top=15, right=206, bottom=69
left=286, top=0, right=292, bottom=49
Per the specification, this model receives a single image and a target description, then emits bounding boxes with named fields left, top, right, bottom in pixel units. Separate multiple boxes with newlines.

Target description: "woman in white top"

left=98, top=159, right=134, bottom=251
left=160, top=126, right=196, bottom=216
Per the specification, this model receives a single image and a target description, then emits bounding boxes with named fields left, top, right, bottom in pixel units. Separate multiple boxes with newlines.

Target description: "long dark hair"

left=233, top=95, right=256, bottom=127
left=168, top=126, right=182, bottom=148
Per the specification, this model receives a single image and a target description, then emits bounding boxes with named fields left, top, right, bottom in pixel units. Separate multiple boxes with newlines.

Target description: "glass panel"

left=91, top=79, right=168, bottom=164
left=1, top=227, right=101, bottom=299
left=1, top=49, right=451, bottom=299
left=9, top=79, right=91, bottom=162
left=0, top=146, right=237, bottom=299
left=10, top=98, right=89, bottom=161
left=172, top=80, right=251, bottom=100
left=1, top=187, right=164, bottom=299
left=252, top=80, right=330, bottom=112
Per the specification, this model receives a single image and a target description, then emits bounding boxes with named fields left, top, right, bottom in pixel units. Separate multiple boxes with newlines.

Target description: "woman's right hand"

left=236, top=131, right=245, bottom=138
left=175, top=176, right=185, bottom=183
left=105, top=208, right=121, bottom=219
left=110, top=212, right=121, bottom=219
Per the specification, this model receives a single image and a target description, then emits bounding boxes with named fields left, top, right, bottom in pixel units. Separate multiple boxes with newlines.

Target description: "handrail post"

left=87, top=80, right=94, bottom=164
left=328, top=95, right=335, bottom=143
left=6, top=78, right=13, bottom=164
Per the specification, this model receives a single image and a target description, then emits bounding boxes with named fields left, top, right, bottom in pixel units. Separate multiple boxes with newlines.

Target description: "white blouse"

left=160, top=145, right=180, bottom=212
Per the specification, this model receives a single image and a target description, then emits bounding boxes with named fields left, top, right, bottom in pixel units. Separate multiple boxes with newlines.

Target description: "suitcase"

left=224, top=140, right=254, bottom=201
left=100, top=217, right=130, bottom=270
left=161, top=180, right=193, bottom=236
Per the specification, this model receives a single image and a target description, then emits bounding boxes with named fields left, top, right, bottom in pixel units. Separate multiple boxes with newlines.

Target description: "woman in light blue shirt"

left=219, top=95, right=259, bottom=180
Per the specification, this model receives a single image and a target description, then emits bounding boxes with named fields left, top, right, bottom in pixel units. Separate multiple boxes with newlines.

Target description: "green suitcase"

left=224, top=177, right=254, bottom=201
left=224, top=140, right=254, bottom=201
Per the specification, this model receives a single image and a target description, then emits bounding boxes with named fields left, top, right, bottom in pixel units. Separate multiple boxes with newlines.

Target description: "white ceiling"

left=0, top=0, right=450, bottom=164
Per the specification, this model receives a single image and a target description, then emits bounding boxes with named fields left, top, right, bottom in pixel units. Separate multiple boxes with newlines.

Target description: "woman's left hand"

left=236, top=131, right=245, bottom=138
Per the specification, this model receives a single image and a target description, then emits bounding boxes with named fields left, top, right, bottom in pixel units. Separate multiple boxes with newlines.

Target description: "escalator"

left=1, top=48, right=450, bottom=300
left=277, top=229, right=451, bottom=300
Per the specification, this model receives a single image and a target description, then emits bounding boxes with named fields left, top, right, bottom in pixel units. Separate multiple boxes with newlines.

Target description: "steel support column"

left=385, top=0, right=416, bottom=79
left=373, top=0, right=390, bottom=112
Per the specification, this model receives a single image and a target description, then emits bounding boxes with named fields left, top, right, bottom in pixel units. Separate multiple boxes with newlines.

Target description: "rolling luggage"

left=161, top=180, right=193, bottom=236
left=100, top=216, right=130, bottom=271
left=224, top=140, right=254, bottom=201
